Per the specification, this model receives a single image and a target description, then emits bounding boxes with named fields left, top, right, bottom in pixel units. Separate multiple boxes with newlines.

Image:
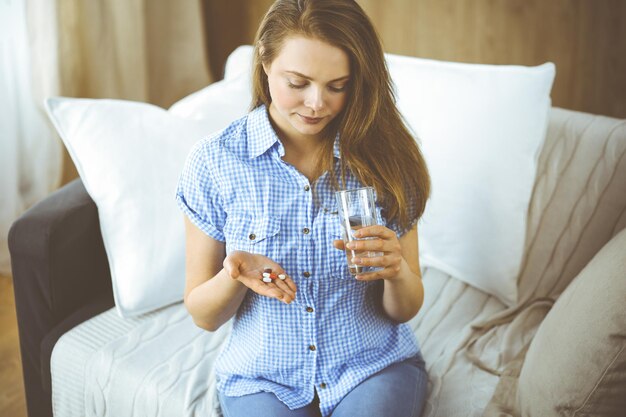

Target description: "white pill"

left=278, top=274, right=286, bottom=280
left=262, top=272, right=271, bottom=278
left=262, top=277, right=272, bottom=283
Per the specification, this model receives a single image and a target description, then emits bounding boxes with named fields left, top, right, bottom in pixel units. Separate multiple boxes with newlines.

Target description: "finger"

left=346, top=237, right=387, bottom=253
left=354, top=269, right=389, bottom=281
left=282, top=275, right=298, bottom=293
left=351, top=253, right=389, bottom=267
left=333, top=239, right=345, bottom=250
left=353, top=225, right=395, bottom=240
left=263, top=282, right=295, bottom=303
left=264, top=267, right=297, bottom=294
left=273, top=277, right=296, bottom=300
left=255, top=267, right=296, bottom=301
left=251, top=278, right=285, bottom=299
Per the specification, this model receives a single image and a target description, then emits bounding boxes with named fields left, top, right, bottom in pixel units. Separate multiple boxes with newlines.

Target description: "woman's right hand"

left=223, top=250, right=297, bottom=304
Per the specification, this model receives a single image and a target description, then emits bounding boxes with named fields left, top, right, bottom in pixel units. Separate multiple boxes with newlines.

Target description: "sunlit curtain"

left=1, top=0, right=212, bottom=275
left=47, top=0, right=212, bottom=106
left=0, top=0, right=62, bottom=275
left=33, top=0, right=213, bottom=181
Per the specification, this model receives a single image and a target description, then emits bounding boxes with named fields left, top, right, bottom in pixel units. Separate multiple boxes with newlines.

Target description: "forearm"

left=382, top=260, right=424, bottom=323
left=184, top=269, right=248, bottom=331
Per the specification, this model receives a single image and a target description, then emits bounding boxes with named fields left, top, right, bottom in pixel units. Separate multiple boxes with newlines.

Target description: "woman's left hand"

left=332, top=225, right=406, bottom=281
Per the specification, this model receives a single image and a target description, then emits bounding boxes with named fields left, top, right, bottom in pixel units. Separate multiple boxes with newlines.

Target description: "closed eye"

left=287, top=81, right=307, bottom=89
left=328, top=85, right=347, bottom=93
left=287, top=80, right=347, bottom=92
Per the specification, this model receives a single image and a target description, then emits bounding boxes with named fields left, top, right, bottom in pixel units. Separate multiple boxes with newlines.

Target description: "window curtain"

left=0, top=0, right=62, bottom=276
left=0, top=0, right=212, bottom=275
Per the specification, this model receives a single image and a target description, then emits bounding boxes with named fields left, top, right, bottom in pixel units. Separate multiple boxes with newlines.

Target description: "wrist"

left=386, top=258, right=418, bottom=283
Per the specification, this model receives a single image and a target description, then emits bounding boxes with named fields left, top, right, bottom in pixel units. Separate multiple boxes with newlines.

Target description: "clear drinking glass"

left=335, top=187, right=382, bottom=276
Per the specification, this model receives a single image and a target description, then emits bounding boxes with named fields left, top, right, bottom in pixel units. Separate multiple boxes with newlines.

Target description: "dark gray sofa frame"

left=9, top=178, right=115, bottom=417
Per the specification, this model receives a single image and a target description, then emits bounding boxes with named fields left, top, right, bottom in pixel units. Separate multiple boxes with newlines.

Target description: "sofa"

left=10, top=46, right=626, bottom=417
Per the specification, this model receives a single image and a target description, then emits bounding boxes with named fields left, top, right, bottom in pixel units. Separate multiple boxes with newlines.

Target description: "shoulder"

left=187, top=112, right=252, bottom=169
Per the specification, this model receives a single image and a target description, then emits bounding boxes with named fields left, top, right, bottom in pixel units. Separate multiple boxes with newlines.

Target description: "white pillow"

left=387, top=55, right=555, bottom=306
left=168, top=70, right=251, bottom=120
left=45, top=96, right=249, bottom=317
left=223, top=45, right=255, bottom=81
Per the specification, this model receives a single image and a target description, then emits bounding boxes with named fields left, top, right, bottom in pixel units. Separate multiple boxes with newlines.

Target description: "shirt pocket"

left=223, top=214, right=281, bottom=255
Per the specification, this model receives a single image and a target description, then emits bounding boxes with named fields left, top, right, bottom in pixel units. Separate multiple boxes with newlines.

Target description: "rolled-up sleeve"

left=175, top=140, right=226, bottom=241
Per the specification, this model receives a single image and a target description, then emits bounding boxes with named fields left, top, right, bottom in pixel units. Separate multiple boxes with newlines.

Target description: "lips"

left=298, top=114, right=324, bottom=124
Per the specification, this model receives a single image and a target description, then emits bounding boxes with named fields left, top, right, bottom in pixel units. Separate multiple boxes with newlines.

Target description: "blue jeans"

left=218, top=354, right=428, bottom=417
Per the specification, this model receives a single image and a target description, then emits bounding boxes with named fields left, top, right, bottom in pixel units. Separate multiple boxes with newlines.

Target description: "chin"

left=291, top=118, right=330, bottom=136
left=297, top=125, right=326, bottom=137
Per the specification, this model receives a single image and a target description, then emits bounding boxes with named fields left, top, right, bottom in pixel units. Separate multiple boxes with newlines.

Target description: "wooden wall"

left=203, top=0, right=626, bottom=118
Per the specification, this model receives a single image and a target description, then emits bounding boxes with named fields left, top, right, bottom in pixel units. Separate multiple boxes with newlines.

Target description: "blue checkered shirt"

left=176, top=105, right=421, bottom=417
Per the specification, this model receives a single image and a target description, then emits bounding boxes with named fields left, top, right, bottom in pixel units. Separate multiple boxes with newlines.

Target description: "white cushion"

left=168, top=71, right=251, bottom=121
left=223, top=45, right=254, bottom=81
left=387, top=55, right=555, bottom=306
left=45, top=95, right=248, bottom=317
left=168, top=45, right=252, bottom=121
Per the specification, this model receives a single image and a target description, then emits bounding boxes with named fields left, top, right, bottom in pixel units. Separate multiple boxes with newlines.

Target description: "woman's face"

left=263, top=36, right=350, bottom=142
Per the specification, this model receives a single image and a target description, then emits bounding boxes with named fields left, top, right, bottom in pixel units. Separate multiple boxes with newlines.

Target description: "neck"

left=267, top=104, right=323, bottom=158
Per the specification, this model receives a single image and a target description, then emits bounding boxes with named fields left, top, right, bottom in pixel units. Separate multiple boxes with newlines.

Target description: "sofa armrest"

left=8, top=178, right=114, bottom=417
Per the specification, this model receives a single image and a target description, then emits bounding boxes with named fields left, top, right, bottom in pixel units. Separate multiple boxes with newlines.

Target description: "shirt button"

left=304, top=185, right=310, bottom=191
left=306, top=306, right=314, bottom=313
left=302, top=227, right=310, bottom=234
left=248, top=233, right=256, bottom=240
left=303, top=271, right=311, bottom=278
left=308, top=345, right=316, bottom=351
left=319, top=383, right=327, bottom=389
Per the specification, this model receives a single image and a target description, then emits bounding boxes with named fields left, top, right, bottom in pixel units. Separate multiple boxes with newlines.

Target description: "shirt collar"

left=332, top=132, right=341, bottom=159
left=246, top=105, right=284, bottom=159
left=246, top=104, right=341, bottom=160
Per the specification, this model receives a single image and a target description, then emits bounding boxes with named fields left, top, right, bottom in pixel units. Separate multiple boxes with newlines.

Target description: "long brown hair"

left=252, top=0, right=430, bottom=230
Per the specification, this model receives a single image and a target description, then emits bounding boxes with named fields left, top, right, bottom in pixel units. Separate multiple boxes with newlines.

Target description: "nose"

left=304, top=86, right=324, bottom=112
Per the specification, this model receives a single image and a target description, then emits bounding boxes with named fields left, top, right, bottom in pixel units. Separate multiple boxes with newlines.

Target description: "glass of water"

left=335, top=187, right=382, bottom=276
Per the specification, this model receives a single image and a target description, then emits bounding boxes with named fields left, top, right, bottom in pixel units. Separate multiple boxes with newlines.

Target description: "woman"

left=176, top=1, right=430, bottom=416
